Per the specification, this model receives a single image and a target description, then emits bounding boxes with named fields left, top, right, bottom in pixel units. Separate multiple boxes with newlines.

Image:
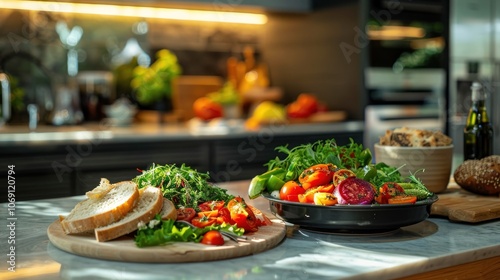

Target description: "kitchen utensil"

left=176, top=220, right=247, bottom=242
left=263, top=193, right=438, bottom=233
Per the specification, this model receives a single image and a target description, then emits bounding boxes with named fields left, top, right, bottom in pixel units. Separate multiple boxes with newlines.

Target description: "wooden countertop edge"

left=397, top=255, right=500, bottom=280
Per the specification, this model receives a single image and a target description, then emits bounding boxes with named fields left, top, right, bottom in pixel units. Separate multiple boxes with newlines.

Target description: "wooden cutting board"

left=47, top=218, right=285, bottom=263
left=430, top=183, right=500, bottom=223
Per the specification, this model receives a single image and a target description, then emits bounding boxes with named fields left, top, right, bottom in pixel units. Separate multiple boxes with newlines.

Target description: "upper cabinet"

left=450, top=0, right=492, bottom=60
left=110, top=0, right=313, bottom=13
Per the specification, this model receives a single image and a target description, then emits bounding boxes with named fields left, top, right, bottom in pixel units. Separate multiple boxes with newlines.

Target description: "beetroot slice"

left=334, top=177, right=375, bottom=205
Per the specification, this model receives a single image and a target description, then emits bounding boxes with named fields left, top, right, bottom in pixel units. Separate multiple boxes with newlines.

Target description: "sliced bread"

left=85, top=178, right=114, bottom=199
left=60, top=181, right=139, bottom=234
left=94, top=186, right=163, bottom=242
left=159, top=197, right=178, bottom=221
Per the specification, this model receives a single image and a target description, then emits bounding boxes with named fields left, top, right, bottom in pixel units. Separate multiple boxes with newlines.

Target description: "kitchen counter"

left=0, top=120, right=364, bottom=144
left=2, top=180, right=500, bottom=280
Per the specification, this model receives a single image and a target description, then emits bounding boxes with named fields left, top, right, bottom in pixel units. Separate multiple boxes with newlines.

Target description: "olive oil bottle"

left=463, top=82, right=494, bottom=160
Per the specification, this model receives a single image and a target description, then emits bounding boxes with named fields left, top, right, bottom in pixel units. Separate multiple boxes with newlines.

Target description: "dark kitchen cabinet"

left=0, top=123, right=363, bottom=202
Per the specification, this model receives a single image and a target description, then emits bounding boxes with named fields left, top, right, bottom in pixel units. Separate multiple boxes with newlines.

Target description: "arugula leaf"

left=132, top=163, right=234, bottom=210
left=264, top=138, right=372, bottom=182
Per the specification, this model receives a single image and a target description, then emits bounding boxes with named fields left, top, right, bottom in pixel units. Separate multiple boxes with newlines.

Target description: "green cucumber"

left=267, top=174, right=285, bottom=192
left=248, top=176, right=267, bottom=199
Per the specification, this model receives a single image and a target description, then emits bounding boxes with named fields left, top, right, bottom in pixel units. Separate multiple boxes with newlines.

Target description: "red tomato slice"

left=197, top=210, right=219, bottom=218
left=332, top=169, right=356, bottom=187
left=299, top=164, right=335, bottom=190
left=191, top=217, right=217, bottom=228
left=216, top=207, right=233, bottom=224
left=248, top=205, right=272, bottom=226
left=176, top=207, right=196, bottom=222
left=198, top=201, right=225, bottom=211
left=375, top=182, right=405, bottom=204
left=201, top=230, right=225, bottom=246
left=227, top=197, right=258, bottom=232
left=388, top=195, right=417, bottom=204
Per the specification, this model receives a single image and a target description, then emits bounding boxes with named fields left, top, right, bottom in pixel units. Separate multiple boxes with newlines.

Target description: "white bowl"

left=374, top=144, right=453, bottom=193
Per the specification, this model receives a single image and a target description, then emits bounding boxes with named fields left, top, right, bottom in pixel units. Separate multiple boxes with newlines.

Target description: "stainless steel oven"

left=362, top=0, right=449, bottom=152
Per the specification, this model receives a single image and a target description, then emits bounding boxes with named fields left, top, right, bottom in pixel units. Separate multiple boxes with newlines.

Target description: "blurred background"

left=0, top=0, right=499, bottom=201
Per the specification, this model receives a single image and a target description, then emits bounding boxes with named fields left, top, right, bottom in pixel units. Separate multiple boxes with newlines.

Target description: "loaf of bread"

left=95, top=186, right=164, bottom=242
left=454, top=155, right=500, bottom=196
left=60, top=181, right=140, bottom=234
left=379, top=127, right=452, bottom=147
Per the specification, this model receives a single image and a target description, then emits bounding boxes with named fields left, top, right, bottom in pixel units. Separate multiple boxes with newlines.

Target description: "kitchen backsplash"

left=1, top=2, right=364, bottom=123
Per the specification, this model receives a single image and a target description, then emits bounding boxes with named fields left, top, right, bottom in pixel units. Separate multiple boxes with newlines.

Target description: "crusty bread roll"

left=454, top=155, right=500, bottom=196
left=60, top=181, right=139, bottom=234
left=94, top=186, right=163, bottom=242
left=159, top=197, right=177, bottom=221
left=379, top=127, right=452, bottom=147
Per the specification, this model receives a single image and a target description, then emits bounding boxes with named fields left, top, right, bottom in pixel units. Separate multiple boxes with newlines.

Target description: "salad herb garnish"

left=132, top=163, right=234, bottom=210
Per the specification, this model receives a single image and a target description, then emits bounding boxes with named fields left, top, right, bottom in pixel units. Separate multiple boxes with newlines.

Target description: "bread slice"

left=159, top=197, right=177, bottom=220
left=60, top=181, right=139, bottom=234
left=85, top=178, right=114, bottom=199
left=94, top=186, right=163, bottom=242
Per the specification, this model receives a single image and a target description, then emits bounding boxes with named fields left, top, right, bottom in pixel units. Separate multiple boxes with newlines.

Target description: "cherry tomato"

left=375, top=182, right=405, bottom=204
left=193, top=97, right=223, bottom=121
left=176, top=207, right=196, bottom=222
left=198, top=201, right=225, bottom=211
left=299, top=164, right=335, bottom=190
left=227, top=197, right=258, bottom=232
left=279, top=181, right=305, bottom=202
left=332, top=169, right=356, bottom=186
left=191, top=216, right=217, bottom=228
left=201, top=230, right=225, bottom=246
left=388, top=195, right=417, bottom=204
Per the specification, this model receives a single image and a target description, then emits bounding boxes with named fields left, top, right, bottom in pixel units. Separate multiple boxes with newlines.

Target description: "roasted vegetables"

left=248, top=138, right=434, bottom=205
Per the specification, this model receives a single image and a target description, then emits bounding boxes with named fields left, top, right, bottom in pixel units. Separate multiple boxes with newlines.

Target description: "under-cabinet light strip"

left=1, top=0, right=268, bottom=25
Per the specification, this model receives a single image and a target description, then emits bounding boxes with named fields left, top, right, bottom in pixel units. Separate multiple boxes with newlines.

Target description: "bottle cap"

left=471, top=82, right=484, bottom=101
left=470, top=82, right=482, bottom=90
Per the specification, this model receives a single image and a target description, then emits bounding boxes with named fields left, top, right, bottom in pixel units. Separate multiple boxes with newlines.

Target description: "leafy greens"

left=132, top=163, right=234, bottom=210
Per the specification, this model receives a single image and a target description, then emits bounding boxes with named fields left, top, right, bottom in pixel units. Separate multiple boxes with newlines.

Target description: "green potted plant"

left=131, top=49, right=181, bottom=121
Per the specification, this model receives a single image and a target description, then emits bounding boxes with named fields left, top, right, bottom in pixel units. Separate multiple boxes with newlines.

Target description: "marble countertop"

left=0, top=120, right=364, bottom=144
left=2, top=180, right=500, bottom=280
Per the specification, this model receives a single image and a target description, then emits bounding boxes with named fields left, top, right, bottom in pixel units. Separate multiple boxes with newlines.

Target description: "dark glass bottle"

left=463, top=82, right=494, bottom=160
